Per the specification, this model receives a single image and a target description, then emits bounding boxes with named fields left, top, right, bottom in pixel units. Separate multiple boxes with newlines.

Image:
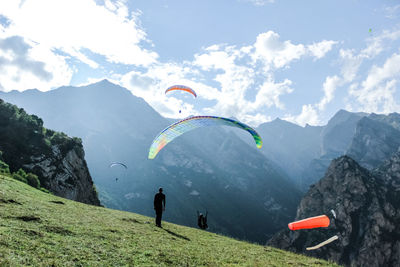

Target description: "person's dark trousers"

left=155, top=209, right=163, bottom=227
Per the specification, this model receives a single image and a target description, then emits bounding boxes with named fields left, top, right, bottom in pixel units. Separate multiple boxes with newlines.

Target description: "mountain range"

left=0, top=80, right=300, bottom=243
left=2, top=80, right=400, bottom=246
left=255, top=109, right=400, bottom=191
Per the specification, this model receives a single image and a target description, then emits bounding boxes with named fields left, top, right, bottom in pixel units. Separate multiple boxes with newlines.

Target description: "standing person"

left=154, top=188, right=165, bottom=227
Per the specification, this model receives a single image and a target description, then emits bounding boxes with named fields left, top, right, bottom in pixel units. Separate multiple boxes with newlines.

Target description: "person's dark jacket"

left=154, top=192, right=165, bottom=211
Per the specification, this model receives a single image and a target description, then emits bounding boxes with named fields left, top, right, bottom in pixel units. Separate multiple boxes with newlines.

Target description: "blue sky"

left=0, top=0, right=399, bottom=126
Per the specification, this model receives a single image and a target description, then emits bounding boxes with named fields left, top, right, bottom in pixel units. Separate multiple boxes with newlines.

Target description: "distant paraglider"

left=165, top=85, right=197, bottom=114
left=165, top=85, right=197, bottom=98
left=109, top=162, right=128, bottom=182
left=109, top=162, right=128, bottom=169
left=148, top=116, right=263, bottom=159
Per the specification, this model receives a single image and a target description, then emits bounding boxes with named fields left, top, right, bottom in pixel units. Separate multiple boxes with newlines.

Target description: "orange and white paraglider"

left=165, top=85, right=197, bottom=113
left=165, top=85, right=197, bottom=98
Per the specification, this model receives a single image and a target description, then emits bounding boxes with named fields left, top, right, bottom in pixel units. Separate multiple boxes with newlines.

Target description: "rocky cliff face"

left=302, top=111, right=400, bottom=190
left=300, top=110, right=367, bottom=189
left=267, top=154, right=400, bottom=267
left=347, top=115, right=400, bottom=169
left=22, top=141, right=100, bottom=205
left=0, top=99, right=100, bottom=205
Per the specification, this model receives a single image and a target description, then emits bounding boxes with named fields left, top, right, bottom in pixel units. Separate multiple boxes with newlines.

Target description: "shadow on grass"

left=0, top=198, right=22, bottom=205
left=45, top=225, right=74, bottom=236
left=49, top=200, right=65, bottom=205
left=15, top=215, right=41, bottom=222
left=162, top=228, right=190, bottom=241
left=122, top=218, right=142, bottom=224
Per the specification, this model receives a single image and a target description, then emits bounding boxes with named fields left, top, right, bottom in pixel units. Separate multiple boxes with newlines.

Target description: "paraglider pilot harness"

left=197, top=210, right=208, bottom=230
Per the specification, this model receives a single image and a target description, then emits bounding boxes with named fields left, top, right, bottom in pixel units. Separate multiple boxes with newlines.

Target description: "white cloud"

left=0, top=0, right=343, bottom=128
left=361, top=29, right=400, bottom=58
left=253, top=78, right=293, bottom=110
left=253, top=31, right=306, bottom=68
left=240, top=113, right=271, bottom=127
left=96, top=29, right=334, bottom=127
left=193, top=45, right=295, bottom=126
left=336, top=28, right=400, bottom=116
left=307, top=40, right=338, bottom=59
left=240, top=0, right=275, bottom=6
left=339, top=49, right=363, bottom=82
left=282, top=74, right=342, bottom=126
left=317, top=75, right=341, bottom=111
left=190, top=32, right=335, bottom=126
left=121, top=34, right=307, bottom=127
left=193, top=45, right=257, bottom=118
left=362, top=53, right=400, bottom=90
left=183, top=180, right=192, bottom=187
left=384, top=4, right=400, bottom=19
left=63, top=47, right=99, bottom=69
left=0, top=36, right=72, bottom=91
left=0, top=0, right=157, bottom=67
left=283, top=75, right=340, bottom=127
left=252, top=31, right=336, bottom=69
left=286, top=28, right=400, bottom=126
left=334, top=28, right=400, bottom=91
left=350, top=53, right=400, bottom=113
left=0, top=0, right=159, bottom=91
left=189, top=190, right=200, bottom=196
left=284, top=104, right=320, bottom=126
left=194, top=49, right=237, bottom=71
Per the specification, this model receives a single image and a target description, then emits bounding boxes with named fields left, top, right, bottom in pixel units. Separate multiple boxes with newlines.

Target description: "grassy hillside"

left=0, top=175, right=339, bottom=266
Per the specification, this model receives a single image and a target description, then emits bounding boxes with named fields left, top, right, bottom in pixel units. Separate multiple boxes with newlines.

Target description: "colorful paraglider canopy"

left=148, top=116, right=262, bottom=159
left=165, top=85, right=197, bottom=98
left=288, top=215, right=330, bottom=230
left=109, top=162, right=128, bottom=169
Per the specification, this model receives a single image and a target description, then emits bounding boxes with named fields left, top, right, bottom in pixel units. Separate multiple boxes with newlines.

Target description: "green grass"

left=0, top=174, right=340, bottom=266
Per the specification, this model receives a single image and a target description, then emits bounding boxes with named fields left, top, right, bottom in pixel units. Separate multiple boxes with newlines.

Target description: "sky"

left=0, top=0, right=399, bottom=126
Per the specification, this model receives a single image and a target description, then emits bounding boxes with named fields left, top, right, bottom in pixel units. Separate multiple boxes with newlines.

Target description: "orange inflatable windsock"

left=288, top=215, right=330, bottom=230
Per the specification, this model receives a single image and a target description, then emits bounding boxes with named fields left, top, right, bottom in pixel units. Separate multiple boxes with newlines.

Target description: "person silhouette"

left=197, top=210, right=208, bottom=230
left=154, top=188, right=166, bottom=227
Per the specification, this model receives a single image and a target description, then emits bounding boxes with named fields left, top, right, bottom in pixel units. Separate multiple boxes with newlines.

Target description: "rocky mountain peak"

left=296, top=155, right=373, bottom=226
left=347, top=116, right=400, bottom=169
left=268, top=154, right=400, bottom=267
